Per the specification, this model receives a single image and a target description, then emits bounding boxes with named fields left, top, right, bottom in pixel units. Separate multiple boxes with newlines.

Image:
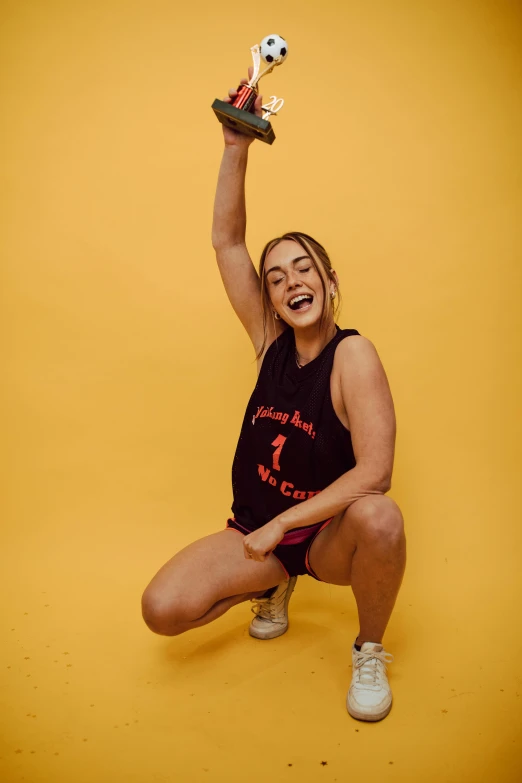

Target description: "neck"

left=294, top=321, right=337, bottom=366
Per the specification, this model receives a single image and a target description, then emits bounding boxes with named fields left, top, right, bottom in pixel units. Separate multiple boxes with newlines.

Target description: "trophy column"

left=232, top=83, right=258, bottom=113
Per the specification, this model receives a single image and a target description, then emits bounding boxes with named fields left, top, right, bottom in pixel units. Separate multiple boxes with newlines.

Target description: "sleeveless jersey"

left=230, top=324, right=360, bottom=531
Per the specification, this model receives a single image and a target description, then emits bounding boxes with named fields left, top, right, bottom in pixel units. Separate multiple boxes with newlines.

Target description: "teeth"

left=289, top=294, right=313, bottom=306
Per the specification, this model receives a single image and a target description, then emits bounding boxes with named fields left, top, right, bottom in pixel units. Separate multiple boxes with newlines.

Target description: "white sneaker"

left=346, top=641, right=394, bottom=721
left=248, top=576, right=297, bottom=640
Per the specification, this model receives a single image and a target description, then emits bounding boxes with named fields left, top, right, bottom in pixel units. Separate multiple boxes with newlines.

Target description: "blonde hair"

left=256, top=231, right=342, bottom=360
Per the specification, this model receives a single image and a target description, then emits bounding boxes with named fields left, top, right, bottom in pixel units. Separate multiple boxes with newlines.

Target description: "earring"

left=330, top=289, right=336, bottom=299
left=273, top=310, right=281, bottom=320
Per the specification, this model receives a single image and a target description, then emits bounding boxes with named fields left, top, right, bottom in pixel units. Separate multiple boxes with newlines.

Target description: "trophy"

left=212, top=34, right=288, bottom=145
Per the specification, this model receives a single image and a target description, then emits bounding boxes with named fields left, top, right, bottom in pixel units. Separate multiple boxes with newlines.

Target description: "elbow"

left=211, top=227, right=224, bottom=251
left=379, top=475, right=392, bottom=494
left=355, top=466, right=392, bottom=495
left=366, top=476, right=391, bottom=495
left=373, top=468, right=392, bottom=494
left=212, top=235, right=243, bottom=253
left=211, top=233, right=223, bottom=252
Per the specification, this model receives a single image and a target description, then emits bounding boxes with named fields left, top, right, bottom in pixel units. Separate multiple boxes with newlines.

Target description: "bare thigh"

left=141, top=529, right=287, bottom=628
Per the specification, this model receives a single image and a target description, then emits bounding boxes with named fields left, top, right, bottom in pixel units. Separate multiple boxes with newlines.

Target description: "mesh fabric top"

left=230, top=325, right=360, bottom=531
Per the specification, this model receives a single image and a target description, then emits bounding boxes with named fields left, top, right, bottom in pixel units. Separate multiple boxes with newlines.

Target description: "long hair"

left=255, top=231, right=342, bottom=360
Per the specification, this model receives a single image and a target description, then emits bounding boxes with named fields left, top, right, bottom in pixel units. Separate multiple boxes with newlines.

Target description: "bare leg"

left=141, top=529, right=286, bottom=636
left=307, top=496, right=406, bottom=645
left=351, top=514, right=406, bottom=645
left=159, top=590, right=268, bottom=636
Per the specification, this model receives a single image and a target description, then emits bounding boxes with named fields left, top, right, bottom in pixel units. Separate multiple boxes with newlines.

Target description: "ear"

left=331, top=270, right=340, bottom=290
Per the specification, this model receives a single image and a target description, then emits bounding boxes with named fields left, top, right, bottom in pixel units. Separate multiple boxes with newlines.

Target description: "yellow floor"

left=2, top=488, right=521, bottom=782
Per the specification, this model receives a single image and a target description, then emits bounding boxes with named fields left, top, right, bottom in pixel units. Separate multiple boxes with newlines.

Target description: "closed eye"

left=270, top=267, right=311, bottom=285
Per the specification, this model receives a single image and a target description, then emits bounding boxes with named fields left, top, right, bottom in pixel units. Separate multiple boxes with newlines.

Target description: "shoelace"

left=353, top=648, right=394, bottom=686
left=250, top=590, right=286, bottom=622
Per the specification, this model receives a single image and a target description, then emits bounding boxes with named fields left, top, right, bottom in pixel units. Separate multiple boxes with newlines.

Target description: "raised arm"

left=212, top=73, right=285, bottom=362
left=212, top=144, right=250, bottom=249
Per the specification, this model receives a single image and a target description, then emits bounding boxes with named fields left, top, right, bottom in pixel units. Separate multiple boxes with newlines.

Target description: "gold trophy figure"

left=212, top=34, right=288, bottom=145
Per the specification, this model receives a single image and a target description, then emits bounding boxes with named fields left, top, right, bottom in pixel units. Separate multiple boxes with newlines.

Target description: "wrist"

left=271, top=516, right=288, bottom=535
left=223, top=140, right=251, bottom=157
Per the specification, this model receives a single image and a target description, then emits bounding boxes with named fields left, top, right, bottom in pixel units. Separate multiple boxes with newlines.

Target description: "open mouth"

left=288, top=294, right=314, bottom=312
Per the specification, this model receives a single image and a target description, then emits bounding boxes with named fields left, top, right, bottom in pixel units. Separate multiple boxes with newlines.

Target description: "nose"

left=286, top=269, right=302, bottom=290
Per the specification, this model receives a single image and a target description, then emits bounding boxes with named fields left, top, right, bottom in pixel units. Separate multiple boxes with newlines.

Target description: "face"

left=264, top=240, right=336, bottom=327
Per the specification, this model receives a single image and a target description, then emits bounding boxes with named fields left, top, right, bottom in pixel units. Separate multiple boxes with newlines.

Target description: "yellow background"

left=2, top=0, right=521, bottom=781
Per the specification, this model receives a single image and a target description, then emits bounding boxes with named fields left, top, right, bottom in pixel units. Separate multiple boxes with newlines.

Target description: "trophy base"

left=212, top=99, right=275, bottom=145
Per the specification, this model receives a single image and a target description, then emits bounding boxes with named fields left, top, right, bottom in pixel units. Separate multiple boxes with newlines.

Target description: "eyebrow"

left=265, top=255, right=312, bottom=274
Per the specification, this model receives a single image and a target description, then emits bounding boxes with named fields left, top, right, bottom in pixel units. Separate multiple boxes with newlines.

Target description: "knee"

left=141, top=589, right=187, bottom=636
left=346, top=496, right=405, bottom=545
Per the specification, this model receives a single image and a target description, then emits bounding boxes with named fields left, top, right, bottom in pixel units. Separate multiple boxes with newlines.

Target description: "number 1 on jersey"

left=271, top=434, right=287, bottom=472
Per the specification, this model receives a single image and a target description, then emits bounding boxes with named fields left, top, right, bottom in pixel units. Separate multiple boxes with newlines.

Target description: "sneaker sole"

left=346, top=697, right=393, bottom=722
left=248, top=621, right=289, bottom=640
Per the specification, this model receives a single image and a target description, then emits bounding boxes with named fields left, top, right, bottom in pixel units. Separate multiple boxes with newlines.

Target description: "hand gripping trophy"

left=212, top=34, right=288, bottom=145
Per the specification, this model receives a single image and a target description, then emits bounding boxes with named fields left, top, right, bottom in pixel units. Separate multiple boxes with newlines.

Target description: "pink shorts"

left=224, top=517, right=334, bottom=580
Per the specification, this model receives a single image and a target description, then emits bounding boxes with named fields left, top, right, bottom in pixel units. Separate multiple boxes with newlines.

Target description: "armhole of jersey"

left=328, top=329, right=361, bottom=432
left=338, top=328, right=361, bottom=340
left=256, top=326, right=290, bottom=376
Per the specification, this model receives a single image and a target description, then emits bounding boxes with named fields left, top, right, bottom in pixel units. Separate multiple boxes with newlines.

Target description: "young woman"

left=142, top=69, right=407, bottom=723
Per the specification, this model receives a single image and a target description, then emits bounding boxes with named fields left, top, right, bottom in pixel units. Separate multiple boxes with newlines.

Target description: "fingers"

left=223, top=87, right=236, bottom=103
left=244, top=548, right=267, bottom=562
left=223, top=74, right=251, bottom=103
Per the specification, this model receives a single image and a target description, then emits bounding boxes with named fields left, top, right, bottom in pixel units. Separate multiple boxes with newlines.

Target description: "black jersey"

left=230, top=324, right=360, bottom=531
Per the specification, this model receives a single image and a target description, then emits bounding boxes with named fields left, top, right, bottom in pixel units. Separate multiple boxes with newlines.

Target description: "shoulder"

left=334, top=333, right=378, bottom=367
left=333, top=334, right=387, bottom=393
left=333, top=332, right=392, bottom=415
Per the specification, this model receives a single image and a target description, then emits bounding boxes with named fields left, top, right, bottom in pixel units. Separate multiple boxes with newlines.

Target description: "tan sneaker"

left=346, top=641, right=394, bottom=721
left=248, top=576, right=297, bottom=639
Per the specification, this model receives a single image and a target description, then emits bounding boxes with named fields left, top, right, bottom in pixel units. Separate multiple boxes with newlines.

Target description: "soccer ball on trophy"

left=260, top=35, right=288, bottom=65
